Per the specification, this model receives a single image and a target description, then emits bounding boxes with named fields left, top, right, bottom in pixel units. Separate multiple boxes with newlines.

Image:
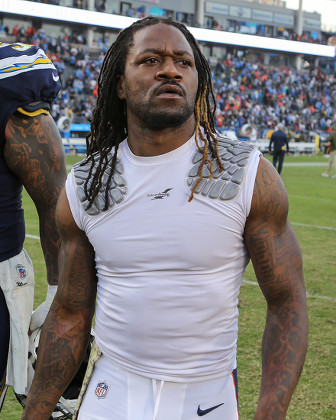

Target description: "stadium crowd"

left=25, top=0, right=331, bottom=44
left=3, top=22, right=336, bottom=140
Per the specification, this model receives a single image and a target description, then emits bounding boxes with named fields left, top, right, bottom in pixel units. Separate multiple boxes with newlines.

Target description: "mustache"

left=153, top=80, right=186, bottom=96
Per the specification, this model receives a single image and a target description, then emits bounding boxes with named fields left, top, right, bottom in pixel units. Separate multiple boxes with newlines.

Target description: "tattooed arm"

left=4, top=111, right=67, bottom=286
left=244, top=157, right=308, bottom=420
left=22, top=188, right=97, bottom=420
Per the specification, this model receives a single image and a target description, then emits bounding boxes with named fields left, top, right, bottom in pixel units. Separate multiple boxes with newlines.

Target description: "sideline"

left=243, top=280, right=336, bottom=303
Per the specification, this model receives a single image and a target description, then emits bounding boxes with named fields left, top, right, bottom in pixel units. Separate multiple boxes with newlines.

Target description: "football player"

left=0, top=42, right=66, bottom=410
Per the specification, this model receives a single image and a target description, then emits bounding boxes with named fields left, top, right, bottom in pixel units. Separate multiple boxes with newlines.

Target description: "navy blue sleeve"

left=0, top=42, right=61, bottom=142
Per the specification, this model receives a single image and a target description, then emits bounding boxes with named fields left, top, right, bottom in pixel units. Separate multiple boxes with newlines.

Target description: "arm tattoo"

left=22, top=228, right=97, bottom=420
left=246, top=159, right=308, bottom=419
left=4, top=113, right=67, bottom=285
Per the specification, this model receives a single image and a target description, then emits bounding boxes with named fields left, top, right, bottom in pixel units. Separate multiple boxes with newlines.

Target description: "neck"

left=126, top=116, right=196, bottom=157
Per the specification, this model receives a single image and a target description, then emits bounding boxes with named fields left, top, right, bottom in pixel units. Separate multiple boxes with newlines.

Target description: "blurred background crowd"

left=2, top=16, right=336, bottom=143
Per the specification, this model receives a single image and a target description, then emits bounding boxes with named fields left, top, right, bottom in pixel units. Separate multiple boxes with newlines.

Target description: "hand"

left=29, top=285, right=57, bottom=333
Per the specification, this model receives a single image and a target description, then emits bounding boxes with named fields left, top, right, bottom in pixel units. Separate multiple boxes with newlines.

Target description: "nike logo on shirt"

left=197, top=402, right=224, bottom=416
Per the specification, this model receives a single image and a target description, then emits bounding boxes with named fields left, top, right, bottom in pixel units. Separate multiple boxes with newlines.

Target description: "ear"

left=117, top=75, right=125, bottom=100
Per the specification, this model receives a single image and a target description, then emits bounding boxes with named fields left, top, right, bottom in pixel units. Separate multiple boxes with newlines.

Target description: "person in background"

left=0, top=42, right=66, bottom=410
left=269, top=123, right=290, bottom=175
left=22, top=17, right=308, bottom=420
left=322, top=129, right=336, bottom=178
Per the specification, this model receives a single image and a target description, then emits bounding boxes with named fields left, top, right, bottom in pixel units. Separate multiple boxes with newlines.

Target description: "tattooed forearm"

left=245, top=158, right=308, bottom=419
left=22, top=303, right=92, bottom=420
left=23, top=223, right=96, bottom=419
left=4, top=112, right=67, bottom=285
left=248, top=225, right=307, bottom=419
left=254, top=301, right=308, bottom=420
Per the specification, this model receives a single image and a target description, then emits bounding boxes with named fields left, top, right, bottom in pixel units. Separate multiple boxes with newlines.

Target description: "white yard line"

left=288, top=195, right=334, bottom=203
left=291, top=222, right=336, bottom=231
left=243, top=280, right=336, bottom=303
left=283, top=162, right=327, bottom=167
left=25, top=233, right=40, bottom=240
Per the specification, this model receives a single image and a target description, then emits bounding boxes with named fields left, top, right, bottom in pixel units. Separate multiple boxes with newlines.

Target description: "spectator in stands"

left=73, top=0, right=85, bottom=8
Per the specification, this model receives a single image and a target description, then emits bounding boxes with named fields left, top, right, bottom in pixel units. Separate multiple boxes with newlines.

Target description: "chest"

left=87, top=164, right=246, bottom=274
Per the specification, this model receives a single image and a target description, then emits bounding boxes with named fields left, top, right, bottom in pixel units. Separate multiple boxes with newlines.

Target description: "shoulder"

left=0, top=42, right=60, bottom=138
left=0, top=42, right=60, bottom=98
left=187, top=135, right=260, bottom=201
left=248, top=157, right=288, bottom=226
left=72, top=152, right=127, bottom=216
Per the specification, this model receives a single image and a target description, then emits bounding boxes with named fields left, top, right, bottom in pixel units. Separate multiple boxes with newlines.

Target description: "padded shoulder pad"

left=0, top=42, right=60, bottom=140
left=187, top=135, right=256, bottom=201
left=73, top=154, right=127, bottom=216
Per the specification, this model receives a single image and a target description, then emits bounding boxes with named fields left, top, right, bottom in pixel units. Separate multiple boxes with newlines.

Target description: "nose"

left=155, top=58, right=182, bottom=81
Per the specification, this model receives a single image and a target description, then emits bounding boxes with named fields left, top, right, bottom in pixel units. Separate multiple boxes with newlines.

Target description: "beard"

left=124, top=89, right=197, bottom=129
left=136, top=103, right=195, bottom=129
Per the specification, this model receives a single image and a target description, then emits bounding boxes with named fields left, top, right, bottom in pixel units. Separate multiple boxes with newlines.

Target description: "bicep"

left=55, top=188, right=97, bottom=315
left=245, top=158, right=304, bottom=307
left=4, top=112, right=66, bottom=210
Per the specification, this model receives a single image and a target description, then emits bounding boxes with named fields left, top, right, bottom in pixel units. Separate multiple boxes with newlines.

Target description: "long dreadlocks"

left=83, top=16, right=223, bottom=209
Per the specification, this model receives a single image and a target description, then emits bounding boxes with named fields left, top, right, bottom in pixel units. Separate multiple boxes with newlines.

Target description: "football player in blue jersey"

left=0, top=42, right=67, bottom=412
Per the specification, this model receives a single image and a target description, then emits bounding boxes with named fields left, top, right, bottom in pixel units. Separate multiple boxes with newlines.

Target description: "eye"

left=143, top=57, right=159, bottom=64
left=177, top=59, right=192, bottom=67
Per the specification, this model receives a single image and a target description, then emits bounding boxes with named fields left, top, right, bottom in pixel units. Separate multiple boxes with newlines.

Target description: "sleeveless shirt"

left=66, top=134, right=261, bottom=382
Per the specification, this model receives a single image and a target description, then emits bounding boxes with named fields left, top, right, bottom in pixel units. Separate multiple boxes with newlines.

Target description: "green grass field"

left=2, top=153, right=336, bottom=419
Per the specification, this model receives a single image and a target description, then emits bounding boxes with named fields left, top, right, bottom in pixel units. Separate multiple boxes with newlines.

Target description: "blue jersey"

left=0, top=42, right=60, bottom=262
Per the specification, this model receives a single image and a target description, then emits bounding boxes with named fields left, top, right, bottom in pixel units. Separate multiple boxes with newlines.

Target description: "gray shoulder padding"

left=73, top=154, right=127, bottom=216
left=187, top=136, right=256, bottom=201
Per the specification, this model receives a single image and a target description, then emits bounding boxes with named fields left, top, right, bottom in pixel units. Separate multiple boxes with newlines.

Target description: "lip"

left=156, top=84, right=183, bottom=97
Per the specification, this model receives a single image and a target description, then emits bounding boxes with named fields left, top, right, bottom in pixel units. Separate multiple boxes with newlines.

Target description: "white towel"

left=0, top=249, right=34, bottom=394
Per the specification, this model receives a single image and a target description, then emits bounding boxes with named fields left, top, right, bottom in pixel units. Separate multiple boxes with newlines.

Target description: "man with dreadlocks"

left=22, top=16, right=308, bottom=420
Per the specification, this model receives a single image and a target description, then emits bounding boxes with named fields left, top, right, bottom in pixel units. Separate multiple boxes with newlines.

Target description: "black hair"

left=83, top=16, right=222, bottom=208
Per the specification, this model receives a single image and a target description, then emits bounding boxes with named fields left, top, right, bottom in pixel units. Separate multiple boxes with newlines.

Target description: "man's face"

left=117, top=23, right=199, bottom=129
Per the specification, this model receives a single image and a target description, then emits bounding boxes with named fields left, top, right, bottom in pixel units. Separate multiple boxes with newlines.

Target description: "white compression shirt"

left=66, top=134, right=261, bottom=382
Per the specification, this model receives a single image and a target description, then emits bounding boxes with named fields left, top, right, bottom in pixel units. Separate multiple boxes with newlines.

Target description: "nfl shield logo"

left=95, top=381, right=109, bottom=399
left=16, top=264, right=27, bottom=279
